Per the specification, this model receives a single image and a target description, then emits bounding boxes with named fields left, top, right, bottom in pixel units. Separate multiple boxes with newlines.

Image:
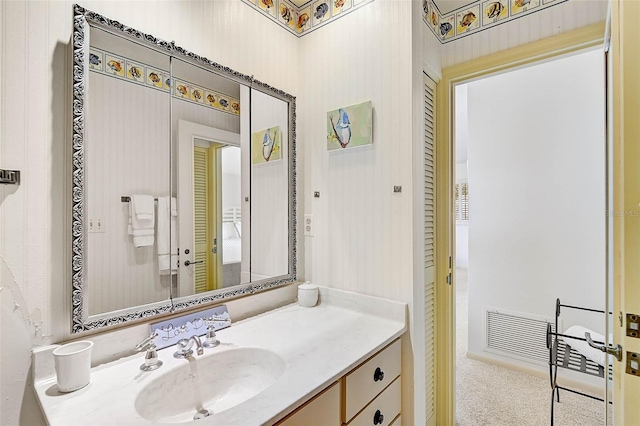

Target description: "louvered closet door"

left=193, top=147, right=209, bottom=294
left=424, top=74, right=436, bottom=424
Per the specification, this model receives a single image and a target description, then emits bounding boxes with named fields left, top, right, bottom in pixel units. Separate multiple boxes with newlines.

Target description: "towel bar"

left=121, top=196, right=158, bottom=203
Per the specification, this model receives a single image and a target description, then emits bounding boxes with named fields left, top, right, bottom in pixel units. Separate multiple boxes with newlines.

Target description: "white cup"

left=298, top=282, right=318, bottom=307
left=53, top=341, right=94, bottom=392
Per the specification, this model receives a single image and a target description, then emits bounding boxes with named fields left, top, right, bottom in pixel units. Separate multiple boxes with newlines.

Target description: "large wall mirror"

left=72, top=5, right=297, bottom=332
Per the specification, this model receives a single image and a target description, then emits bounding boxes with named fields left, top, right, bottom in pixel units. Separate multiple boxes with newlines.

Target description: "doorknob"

left=585, top=332, right=623, bottom=362
left=184, top=260, right=203, bottom=267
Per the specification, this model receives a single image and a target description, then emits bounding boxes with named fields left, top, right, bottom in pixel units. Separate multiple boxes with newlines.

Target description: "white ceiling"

left=433, top=0, right=476, bottom=15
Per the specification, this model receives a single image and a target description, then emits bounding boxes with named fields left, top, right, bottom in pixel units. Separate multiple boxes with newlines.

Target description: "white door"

left=608, top=1, right=640, bottom=422
left=176, top=120, right=239, bottom=298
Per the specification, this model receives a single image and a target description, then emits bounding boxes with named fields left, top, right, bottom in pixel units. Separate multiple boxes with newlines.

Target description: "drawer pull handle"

left=373, top=410, right=384, bottom=425
left=374, top=367, right=384, bottom=382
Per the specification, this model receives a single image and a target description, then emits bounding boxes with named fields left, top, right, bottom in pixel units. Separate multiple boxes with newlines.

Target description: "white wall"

left=466, top=50, right=605, bottom=364
left=298, top=1, right=444, bottom=423
left=441, top=0, right=608, bottom=68
left=0, top=1, right=299, bottom=424
left=300, top=0, right=414, bottom=314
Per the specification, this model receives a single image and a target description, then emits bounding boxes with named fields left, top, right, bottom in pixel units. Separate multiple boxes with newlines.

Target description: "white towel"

left=132, top=194, right=154, bottom=221
left=170, top=197, right=177, bottom=217
left=157, top=196, right=178, bottom=275
left=128, top=195, right=155, bottom=247
left=560, top=325, right=606, bottom=366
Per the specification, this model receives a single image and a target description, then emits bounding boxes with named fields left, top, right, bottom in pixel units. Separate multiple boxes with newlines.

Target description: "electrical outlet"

left=89, top=218, right=105, bottom=233
left=304, top=214, right=314, bottom=237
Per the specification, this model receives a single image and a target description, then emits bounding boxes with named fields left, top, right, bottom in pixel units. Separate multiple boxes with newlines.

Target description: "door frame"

left=609, top=0, right=640, bottom=423
left=177, top=119, right=240, bottom=298
left=434, top=23, right=606, bottom=425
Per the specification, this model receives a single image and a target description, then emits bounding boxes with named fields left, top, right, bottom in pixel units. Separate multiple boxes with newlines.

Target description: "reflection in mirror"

left=176, top=121, right=243, bottom=297
left=220, top=147, right=243, bottom=287
left=86, top=26, right=171, bottom=317
left=250, top=89, right=289, bottom=281
left=72, top=5, right=296, bottom=332
left=172, top=57, right=245, bottom=299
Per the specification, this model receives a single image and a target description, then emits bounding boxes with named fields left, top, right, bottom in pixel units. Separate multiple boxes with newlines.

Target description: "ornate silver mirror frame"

left=71, top=4, right=297, bottom=333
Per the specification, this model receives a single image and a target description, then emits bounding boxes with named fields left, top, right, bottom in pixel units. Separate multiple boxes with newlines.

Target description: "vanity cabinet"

left=279, top=382, right=341, bottom=426
left=276, top=339, right=401, bottom=426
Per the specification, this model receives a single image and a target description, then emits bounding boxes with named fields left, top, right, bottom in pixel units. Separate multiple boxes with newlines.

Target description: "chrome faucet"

left=173, top=335, right=204, bottom=359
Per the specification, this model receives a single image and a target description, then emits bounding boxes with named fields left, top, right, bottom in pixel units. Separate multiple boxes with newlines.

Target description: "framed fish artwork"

left=162, top=74, right=171, bottom=91
left=88, top=49, right=103, bottom=72
left=312, top=0, right=331, bottom=26
left=332, top=0, right=351, bottom=17
left=204, top=91, right=218, bottom=108
left=326, top=100, right=372, bottom=151
left=296, top=6, right=311, bottom=33
left=510, top=0, right=539, bottom=15
left=190, top=86, right=205, bottom=104
left=126, top=61, right=145, bottom=83
left=456, top=5, right=480, bottom=35
left=422, top=0, right=429, bottom=20
left=257, top=0, right=277, bottom=18
left=104, top=54, right=125, bottom=77
left=278, top=1, right=297, bottom=29
left=428, top=2, right=439, bottom=32
left=174, top=80, right=191, bottom=100
left=482, top=0, right=508, bottom=25
left=146, top=68, right=164, bottom=88
left=252, top=126, right=282, bottom=164
left=439, top=15, right=455, bottom=40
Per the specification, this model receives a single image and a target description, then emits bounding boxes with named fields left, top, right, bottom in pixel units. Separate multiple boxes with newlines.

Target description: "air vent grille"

left=485, top=309, right=557, bottom=364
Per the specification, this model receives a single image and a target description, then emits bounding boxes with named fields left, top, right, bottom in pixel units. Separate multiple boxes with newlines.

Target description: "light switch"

left=88, top=218, right=105, bottom=233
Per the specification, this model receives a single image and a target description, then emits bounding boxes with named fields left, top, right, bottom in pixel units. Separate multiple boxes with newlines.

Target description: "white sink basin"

left=134, top=347, right=285, bottom=423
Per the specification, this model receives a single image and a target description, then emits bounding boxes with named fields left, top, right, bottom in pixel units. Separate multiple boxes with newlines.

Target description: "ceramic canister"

left=52, top=340, right=94, bottom=392
left=298, top=282, right=319, bottom=307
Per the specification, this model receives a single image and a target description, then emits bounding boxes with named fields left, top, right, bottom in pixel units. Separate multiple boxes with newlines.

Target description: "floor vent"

left=484, top=308, right=559, bottom=365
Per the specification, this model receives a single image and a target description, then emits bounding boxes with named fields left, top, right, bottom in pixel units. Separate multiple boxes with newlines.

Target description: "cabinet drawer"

left=344, top=339, right=401, bottom=421
left=347, top=376, right=401, bottom=426
left=278, top=381, right=341, bottom=426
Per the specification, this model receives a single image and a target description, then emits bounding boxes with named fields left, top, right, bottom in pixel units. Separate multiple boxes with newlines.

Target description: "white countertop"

left=33, top=287, right=407, bottom=425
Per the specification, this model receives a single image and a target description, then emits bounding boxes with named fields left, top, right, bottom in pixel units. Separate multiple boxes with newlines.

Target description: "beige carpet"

left=455, top=269, right=605, bottom=426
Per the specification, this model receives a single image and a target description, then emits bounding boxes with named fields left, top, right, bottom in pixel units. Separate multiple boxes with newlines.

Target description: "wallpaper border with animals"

left=422, top=0, right=569, bottom=44
left=89, top=47, right=241, bottom=116
left=241, top=0, right=375, bottom=37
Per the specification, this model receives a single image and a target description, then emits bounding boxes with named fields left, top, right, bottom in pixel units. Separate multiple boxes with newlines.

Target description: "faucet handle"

left=135, top=331, right=163, bottom=372
left=202, top=316, right=225, bottom=348
left=135, top=331, right=159, bottom=351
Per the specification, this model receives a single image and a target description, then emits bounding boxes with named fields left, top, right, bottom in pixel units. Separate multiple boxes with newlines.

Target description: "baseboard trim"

left=465, top=350, right=604, bottom=398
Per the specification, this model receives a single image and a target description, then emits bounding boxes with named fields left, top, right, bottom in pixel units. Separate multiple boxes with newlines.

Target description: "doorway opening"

left=452, top=48, right=607, bottom=425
